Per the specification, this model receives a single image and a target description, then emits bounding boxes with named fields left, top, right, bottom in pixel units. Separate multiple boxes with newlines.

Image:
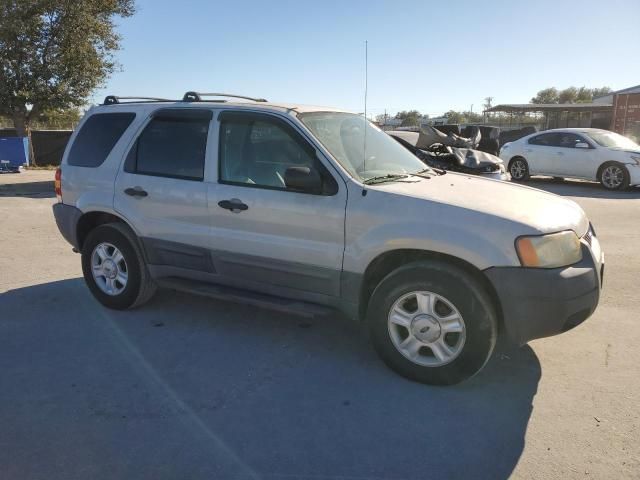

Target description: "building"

left=483, top=84, right=640, bottom=139
left=609, top=85, right=640, bottom=140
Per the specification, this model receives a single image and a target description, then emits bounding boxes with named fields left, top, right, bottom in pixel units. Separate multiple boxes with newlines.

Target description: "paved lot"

left=1, top=171, right=639, bottom=479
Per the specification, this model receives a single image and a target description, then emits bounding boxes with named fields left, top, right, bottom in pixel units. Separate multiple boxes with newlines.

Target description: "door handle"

left=556, top=151, right=564, bottom=156
left=124, top=187, right=148, bottom=197
left=218, top=199, right=248, bottom=212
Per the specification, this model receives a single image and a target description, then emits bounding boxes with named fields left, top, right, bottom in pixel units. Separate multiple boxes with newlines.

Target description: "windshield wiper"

left=408, top=168, right=434, bottom=179
left=363, top=173, right=411, bottom=185
left=417, top=166, right=446, bottom=176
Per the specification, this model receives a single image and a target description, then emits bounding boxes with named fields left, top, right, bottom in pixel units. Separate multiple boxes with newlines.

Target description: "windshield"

left=586, top=131, right=640, bottom=150
left=298, top=112, right=429, bottom=181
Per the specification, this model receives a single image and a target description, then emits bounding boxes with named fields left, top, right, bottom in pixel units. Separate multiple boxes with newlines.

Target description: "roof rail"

left=182, top=91, right=268, bottom=103
left=103, top=95, right=173, bottom=105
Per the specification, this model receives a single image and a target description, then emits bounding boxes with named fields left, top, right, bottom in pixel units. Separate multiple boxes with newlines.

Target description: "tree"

left=558, top=86, right=578, bottom=104
left=592, top=86, right=612, bottom=99
left=444, top=110, right=465, bottom=124
left=0, top=0, right=135, bottom=163
left=531, top=86, right=612, bottom=105
left=483, top=96, right=493, bottom=111
left=395, top=110, right=422, bottom=127
left=531, top=87, right=559, bottom=104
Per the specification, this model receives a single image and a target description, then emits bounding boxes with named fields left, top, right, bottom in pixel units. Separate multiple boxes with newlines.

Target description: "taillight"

left=54, top=167, right=62, bottom=202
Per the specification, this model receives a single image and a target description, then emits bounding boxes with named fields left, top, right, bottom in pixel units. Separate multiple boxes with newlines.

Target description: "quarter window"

left=127, top=109, right=211, bottom=180
left=67, top=113, right=135, bottom=167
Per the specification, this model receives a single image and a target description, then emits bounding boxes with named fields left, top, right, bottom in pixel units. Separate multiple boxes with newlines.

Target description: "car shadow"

left=0, top=180, right=55, bottom=198
left=521, top=177, right=640, bottom=199
left=1, top=279, right=541, bottom=480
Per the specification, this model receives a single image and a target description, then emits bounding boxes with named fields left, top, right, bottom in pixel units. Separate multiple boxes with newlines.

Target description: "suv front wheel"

left=81, top=223, right=156, bottom=310
left=368, top=261, right=497, bottom=385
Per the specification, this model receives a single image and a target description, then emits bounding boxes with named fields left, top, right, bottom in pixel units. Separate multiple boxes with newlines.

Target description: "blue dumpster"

left=0, top=137, right=29, bottom=171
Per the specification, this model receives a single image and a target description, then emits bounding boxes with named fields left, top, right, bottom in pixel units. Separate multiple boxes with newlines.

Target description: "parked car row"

left=389, top=125, right=640, bottom=191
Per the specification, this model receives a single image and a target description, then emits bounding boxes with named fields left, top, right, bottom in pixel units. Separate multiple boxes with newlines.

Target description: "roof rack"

left=103, top=95, right=173, bottom=105
left=182, top=91, right=268, bottom=103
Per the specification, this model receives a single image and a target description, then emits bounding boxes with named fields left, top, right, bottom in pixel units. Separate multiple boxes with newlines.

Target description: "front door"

left=114, top=108, right=213, bottom=271
left=207, top=110, right=347, bottom=298
left=551, top=133, right=598, bottom=178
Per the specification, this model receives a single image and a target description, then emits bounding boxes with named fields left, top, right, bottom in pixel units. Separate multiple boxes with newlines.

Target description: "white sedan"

left=499, top=128, right=640, bottom=190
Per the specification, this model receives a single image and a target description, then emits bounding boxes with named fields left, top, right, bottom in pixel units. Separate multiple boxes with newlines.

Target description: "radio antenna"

left=363, top=40, right=368, bottom=175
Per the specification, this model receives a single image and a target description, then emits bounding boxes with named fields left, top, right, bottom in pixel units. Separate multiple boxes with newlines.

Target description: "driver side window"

left=219, top=112, right=323, bottom=190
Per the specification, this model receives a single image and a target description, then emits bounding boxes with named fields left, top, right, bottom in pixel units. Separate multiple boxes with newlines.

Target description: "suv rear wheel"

left=368, top=261, right=497, bottom=385
left=81, top=223, right=156, bottom=309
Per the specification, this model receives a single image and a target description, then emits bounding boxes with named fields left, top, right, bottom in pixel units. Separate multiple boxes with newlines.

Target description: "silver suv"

left=53, top=92, right=604, bottom=385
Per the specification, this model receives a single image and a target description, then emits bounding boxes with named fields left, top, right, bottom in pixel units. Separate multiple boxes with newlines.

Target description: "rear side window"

left=126, top=109, right=211, bottom=181
left=67, top=113, right=135, bottom=167
left=528, top=133, right=560, bottom=146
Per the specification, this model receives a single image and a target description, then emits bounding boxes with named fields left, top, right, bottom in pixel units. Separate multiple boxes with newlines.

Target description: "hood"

left=449, top=148, right=502, bottom=168
left=373, top=173, right=589, bottom=236
left=608, top=147, right=640, bottom=155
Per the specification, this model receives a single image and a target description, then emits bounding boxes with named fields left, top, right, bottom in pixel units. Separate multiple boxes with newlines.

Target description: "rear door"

left=207, top=110, right=347, bottom=298
left=524, top=132, right=561, bottom=174
left=114, top=108, right=214, bottom=272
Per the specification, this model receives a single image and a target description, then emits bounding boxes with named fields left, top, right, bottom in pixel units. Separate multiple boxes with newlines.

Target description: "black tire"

left=81, top=223, right=156, bottom=310
left=367, top=260, right=497, bottom=386
left=509, top=157, right=530, bottom=181
left=598, top=162, right=630, bottom=190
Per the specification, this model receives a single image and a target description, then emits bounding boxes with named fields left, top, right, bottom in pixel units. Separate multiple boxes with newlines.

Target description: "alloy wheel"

left=91, top=242, right=128, bottom=296
left=602, top=165, right=624, bottom=189
left=510, top=160, right=526, bottom=179
left=387, top=290, right=466, bottom=367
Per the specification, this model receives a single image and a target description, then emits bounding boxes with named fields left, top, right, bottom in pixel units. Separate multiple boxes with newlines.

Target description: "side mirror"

left=575, top=142, right=590, bottom=149
left=284, top=166, right=322, bottom=194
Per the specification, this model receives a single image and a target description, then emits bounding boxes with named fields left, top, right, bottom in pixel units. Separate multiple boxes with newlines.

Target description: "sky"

left=94, top=0, right=640, bottom=118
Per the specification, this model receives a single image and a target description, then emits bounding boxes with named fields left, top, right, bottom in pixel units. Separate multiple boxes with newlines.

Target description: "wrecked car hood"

left=442, top=148, right=502, bottom=168
left=373, top=173, right=589, bottom=237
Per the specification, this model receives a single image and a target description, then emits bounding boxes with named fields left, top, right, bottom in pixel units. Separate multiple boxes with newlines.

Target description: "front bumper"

left=480, top=170, right=511, bottom=181
left=52, top=203, right=82, bottom=249
left=628, top=163, right=640, bottom=186
left=485, top=238, right=603, bottom=345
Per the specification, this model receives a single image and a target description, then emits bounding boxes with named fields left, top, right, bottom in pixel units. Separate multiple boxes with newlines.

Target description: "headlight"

left=630, top=155, right=640, bottom=165
left=515, top=231, right=582, bottom=268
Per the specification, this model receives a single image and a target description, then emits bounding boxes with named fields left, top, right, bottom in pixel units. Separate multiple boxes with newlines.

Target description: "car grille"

left=583, top=226, right=594, bottom=246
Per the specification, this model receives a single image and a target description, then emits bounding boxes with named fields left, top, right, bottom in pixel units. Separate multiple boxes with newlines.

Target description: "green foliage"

left=531, top=87, right=559, bottom=104
left=531, top=86, right=612, bottom=104
left=443, top=110, right=483, bottom=124
left=0, top=0, right=135, bottom=135
left=395, top=110, right=422, bottom=127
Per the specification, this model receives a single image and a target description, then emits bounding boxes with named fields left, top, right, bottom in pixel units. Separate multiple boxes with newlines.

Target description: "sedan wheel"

left=600, top=164, right=629, bottom=190
left=509, top=158, right=529, bottom=181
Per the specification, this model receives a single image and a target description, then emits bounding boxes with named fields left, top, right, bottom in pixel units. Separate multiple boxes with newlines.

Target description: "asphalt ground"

left=1, top=171, right=638, bottom=479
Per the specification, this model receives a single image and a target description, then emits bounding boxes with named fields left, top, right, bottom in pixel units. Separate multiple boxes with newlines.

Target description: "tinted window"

left=528, top=133, right=560, bottom=146
left=219, top=112, right=336, bottom=194
left=130, top=111, right=210, bottom=180
left=67, top=113, right=135, bottom=167
left=556, top=133, right=587, bottom=148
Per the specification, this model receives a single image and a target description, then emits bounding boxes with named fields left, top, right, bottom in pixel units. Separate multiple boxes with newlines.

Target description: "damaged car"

left=388, top=129, right=510, bottom=181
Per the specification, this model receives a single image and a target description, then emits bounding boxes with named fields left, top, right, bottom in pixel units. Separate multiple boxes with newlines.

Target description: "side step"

left=156, top=277, right=335, bottom=319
